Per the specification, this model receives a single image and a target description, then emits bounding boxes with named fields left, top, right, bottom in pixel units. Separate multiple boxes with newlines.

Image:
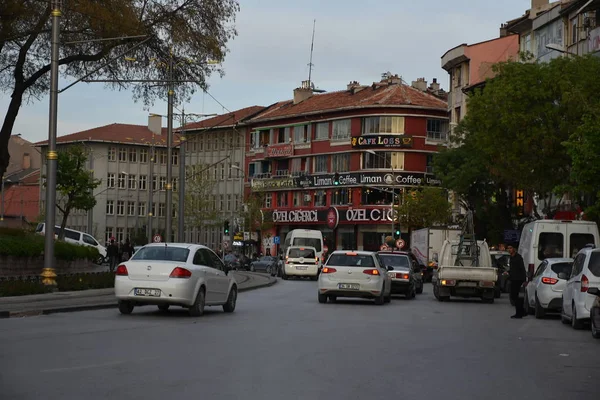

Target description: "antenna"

left=308, top=19, right=316, bottom=87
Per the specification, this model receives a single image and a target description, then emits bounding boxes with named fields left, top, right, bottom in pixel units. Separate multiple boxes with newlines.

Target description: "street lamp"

left=365, top=150, right=400, bottom=241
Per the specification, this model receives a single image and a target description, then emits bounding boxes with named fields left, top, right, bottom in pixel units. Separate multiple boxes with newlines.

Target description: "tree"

left=50, top=145, right=101, bottom=239
left=396, top=187, right=452, bottom=232
left=240, top=192, right=272, bottom=234
left=174, top=164, right=220, bottom=230
left=0, top=0, right=240, bottom=180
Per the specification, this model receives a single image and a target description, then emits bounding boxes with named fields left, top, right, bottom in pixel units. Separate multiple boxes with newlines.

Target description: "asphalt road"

left=0, top=279, right=598, bottom=400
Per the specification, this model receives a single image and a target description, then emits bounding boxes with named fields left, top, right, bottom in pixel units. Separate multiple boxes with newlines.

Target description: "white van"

left=35, top=223, right=107, bottom=264
left=518, top=220, right=599, bottom=279
left=283, top=229, right=324, bottom=262
left=283, top=246, right=320, bottom=280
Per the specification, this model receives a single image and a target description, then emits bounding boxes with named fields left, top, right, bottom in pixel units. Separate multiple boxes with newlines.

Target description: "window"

left=569, top=233, right=595, bottom=258
left=127, top=201, right=136, bottom=216
left=277, top=192, right=288, bottom=207
left=332, top=119, right=351, bottom=139
left=363, top=151, right=403, bottom=170
left=314, top=190, right=326, bottom=207
left=302, top=191, right=311, bottom=206
left=293, top=192, right=303, bottom=207
left=294, top=125, right=308, bottom=143
left=264, top=194, right=272, bottom=208
left=315, top=123, right=329, bottom=139
left=116, top=228, right=124, bottom=242
left=521, top=33, right=532, bottom=54
left=589, top=252, right=600, bottom=277
left=455, top=106, right=462, bottom=122
left=314, top=155, right=328, bottom=173
left=118, top=148, right=127, bottom=162
left=227, top=194, right=232, bottom=211
left=426, top=154, right=434, bottom=174
left=82, top=234, right=98, bottom=246
left=140, top=149, right=148, bottom=163
left=571, top=18, right=578, bottom=44
left=152, top=176, right=158, bottom=191
left=139, top=175, right=147, bottom=190
left=332, top=154, right=350, bottom=172
left=117, top=201, right=125, bottom=215
left=538, top=232, right=564, bottom=260
left=160, top=150, right=167, bottom=164
left=160, top=176, right=167, bottom=190
left=107, top=173, right=115, bottom=188
left=426, top=119, right=449, bottom=141
left=159, top=203, right=165, bottom=217
left=220, top=164, right=225, bottom=180
left=454, top=66, right=462, bottom=87
left=128, top=174, right=137, bottom=189
left=129, top=148, right=137, bottom=163
left=172, top=152, right=178, bottom=165
left=108, top=147, right=116, bottom=161
left=173, top=178, right=177, bottom=191
left=331, top=188, right=350, bottom=205
left=138, top=202, right=146, bottom=216
left=106, top=200, right=114, bottom=215
left=290, top=158, right=302, bottom=173
left=219, top=195, right=224, bottom=210
left=105, top=228, right=113, bottom=243
left=118, top=173, right=127, bottom=189
left=362, top=117, right=404, bottom=134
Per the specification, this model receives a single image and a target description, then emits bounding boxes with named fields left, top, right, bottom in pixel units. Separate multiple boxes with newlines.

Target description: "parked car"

left=250, top=256, right=278, bottom=276
left=36, top=223, right=107, bottom=264
left=561, top=244, right=600, bottom=329
left=588, top=287, right=600, bottom=339
left=524, top=258, right=573, bottom=319
left=224, top=253, right=241, bottom=270
left=114, top=243, right=237, bottom=317
left=377, top=251, right=423, bottom=296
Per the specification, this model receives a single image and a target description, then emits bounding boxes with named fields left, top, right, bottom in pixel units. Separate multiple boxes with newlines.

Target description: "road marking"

left=41, top=357, right=156, bottom=373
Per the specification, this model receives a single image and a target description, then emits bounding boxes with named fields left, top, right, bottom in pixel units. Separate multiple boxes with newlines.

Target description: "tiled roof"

left=249, top=82, right=447, bottom=123
left=181, top=106, right=266, bottom=131
left=5, top=168, right=39, bottom=184
left=35, top=124, right=180, bottom=147
left=1, top=185, right=40, bottom=222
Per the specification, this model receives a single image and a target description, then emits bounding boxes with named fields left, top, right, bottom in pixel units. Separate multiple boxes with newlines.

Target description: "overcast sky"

left=2, top=0, right=531, bottom=143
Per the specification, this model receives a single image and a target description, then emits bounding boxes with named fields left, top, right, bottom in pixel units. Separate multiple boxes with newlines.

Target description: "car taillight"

left=363, top=269, right=380, bottom=276
left=322, top=267, right=336, bottom=273
left=441, top=279, right=456, bottom=286
left=396, top=273, right=409, bottom=279
left=115, top=265, right=128, bottom=276
left=315, top=257, right=319, bottom=265
left=170, top=267, right=192, bottom=278
left=542, top=277, right=558, bottom=285
left=581, top=274, right=589, bottom=292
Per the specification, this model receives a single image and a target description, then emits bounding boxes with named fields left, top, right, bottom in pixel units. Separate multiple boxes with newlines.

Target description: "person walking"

left=122, top=238, right=133, bottom=261
left=107, top=239, right=119, bottom=273
left=507, top=244, right=527, bottom=319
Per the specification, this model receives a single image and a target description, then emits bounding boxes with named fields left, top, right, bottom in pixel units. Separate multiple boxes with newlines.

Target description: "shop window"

left=314, top=190, right=326, bottom=207
left=339, top=232, right=356, bottom=250
left=331, top=188, right=351, bottom=205
left=362, top=117, right=404, bottom=134
left=277, top=192, right=288, bottom=207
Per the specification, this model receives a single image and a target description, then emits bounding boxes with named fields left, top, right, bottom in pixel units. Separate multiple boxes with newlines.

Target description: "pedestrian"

left=122, top=238, right=132, bottom=261
left=507, top=244, right=527, bottom=319
left=107, top=239, right=119, bottom=273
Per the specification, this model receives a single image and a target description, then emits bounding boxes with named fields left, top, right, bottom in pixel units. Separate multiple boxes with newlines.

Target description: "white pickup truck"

left=432, top=239, right=498, bottom=303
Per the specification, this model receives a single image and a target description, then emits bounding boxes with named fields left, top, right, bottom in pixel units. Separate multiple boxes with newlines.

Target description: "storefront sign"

left=251, top=177, right=296, bottom=191
left=345, top=208, right=397, bottom=222
left=295, top=172, right=441, bottom=188
left=272, top=209, right=318, bottom=223
left=265, top=143, right=293, bottom=158
left=232, top=241, right=244, bottom=246
left=326, top=207, right=339, bottom=230
left=351, top=135, right=413, bottom=149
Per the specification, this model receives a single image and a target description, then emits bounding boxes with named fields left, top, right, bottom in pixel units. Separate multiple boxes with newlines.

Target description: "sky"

left=2, top=0, right=532, bottom=144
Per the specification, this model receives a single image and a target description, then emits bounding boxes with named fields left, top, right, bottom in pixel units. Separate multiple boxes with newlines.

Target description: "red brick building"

left=244, top=74, right=449, bottom=255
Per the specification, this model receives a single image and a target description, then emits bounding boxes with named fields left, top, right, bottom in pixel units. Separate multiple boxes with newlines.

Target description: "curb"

left=0, top=275, right=278, bottom=318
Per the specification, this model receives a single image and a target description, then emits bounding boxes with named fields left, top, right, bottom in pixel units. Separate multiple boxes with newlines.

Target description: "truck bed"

left=438, top=266, right=497, bottom=282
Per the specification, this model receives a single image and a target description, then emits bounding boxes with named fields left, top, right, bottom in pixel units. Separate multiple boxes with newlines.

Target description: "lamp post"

left=365, top=150, right=399, bottom=242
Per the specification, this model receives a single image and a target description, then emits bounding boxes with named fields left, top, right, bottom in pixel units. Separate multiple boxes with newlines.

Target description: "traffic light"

left=395, top=229, right=400, bottom=237
left=333, top=173, right=340, bottom=186
left=224, top=220, right=230, bottom=235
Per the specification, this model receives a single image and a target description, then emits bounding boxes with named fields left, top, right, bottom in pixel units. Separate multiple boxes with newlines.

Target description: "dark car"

left=377, top=251, right=424, bottom=295
left=224, top=253, right=241, bottom=270
left=588, top=287, right=600, bottom=339
left=250, top=256, right=278, bottom=276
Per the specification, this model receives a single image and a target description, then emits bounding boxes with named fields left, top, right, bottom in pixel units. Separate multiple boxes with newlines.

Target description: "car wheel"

left=560, top=309, right=570, bottom=324
left=118, top=300, right=134, bottom=315
left=534, top=294, right=546, bottom=319
left=384, top=293, right=391, bottom=303
left=95, top=255, right=105, bottom=265
left=157, top=304, right=170, bottom=312
left=374, top=290, right=385, bottom=305
left=592, top=316, right=600, bottom=339
left=571, top=303, right=585, bottom=330
left=250, top=266, right=255, bottom=272
left=189, top=287, right=206, bottom=317
left=282, top=269, right=289, bottom=280
left=223, top=286, right=237, bottom=313
left=266, top=266, right=271, bottom=275
left=494, top=286, right=501, bottom=298
left=318, top=293, right=327, bottom=304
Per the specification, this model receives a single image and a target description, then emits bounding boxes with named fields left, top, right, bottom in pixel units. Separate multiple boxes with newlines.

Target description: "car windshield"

left=550, top=262, right=573, bottom=276
left=379, top=254, right=410, bottom=268
left=288, top=248, right=315, bottom=258
left=259, top=256, right=274, bottom=262
left=292, top=238, right=321, bottom=252
left=131, top=246, right=190, bottom=262
left=327, top=254, right=375, bottom=267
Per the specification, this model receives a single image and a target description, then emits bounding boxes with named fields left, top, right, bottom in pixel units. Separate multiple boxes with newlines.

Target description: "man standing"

left=107, top=239, right=119, bottom=273
left=507, top=245, right=527, bottom=319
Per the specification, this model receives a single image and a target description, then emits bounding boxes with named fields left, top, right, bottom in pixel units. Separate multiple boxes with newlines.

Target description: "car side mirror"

left=386, top=266, right=394, bottom=271
left=558, top=272, right=569, bottom=280
left=588, top=287, right=600, bottom=296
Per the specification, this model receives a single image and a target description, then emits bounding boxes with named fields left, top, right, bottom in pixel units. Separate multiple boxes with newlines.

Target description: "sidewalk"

left=0, top=271, right=276, bottom=318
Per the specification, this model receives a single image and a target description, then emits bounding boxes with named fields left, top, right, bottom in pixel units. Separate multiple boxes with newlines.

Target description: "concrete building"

left=37, top=116, right=179, bottom=244
left=179, top=106, right=265, bottom=252
left=244, top=75, right=448, bottom=254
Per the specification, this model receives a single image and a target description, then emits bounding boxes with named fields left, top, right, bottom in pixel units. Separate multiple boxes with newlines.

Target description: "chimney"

left=293, top=80, right=314, bottom=104
left=531, top=0, right=549, bottom=11
left=429, top=78, right=440, bottom=93
left=148, top=114, right=163, bottom=135
left=22, top=153, right=31, bottom=169
left=411, top=77, right=428, bottom=92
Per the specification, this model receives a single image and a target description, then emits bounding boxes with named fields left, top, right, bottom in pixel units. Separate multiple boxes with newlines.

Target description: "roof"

left=35, top=124, right=180, bottom=147
left=181, top=106, right=266, bottom=132
left=249, top=82, right=447, bottom=123
left=1, top=185, right=40, bottom=222
left=5, top=168, right=39, bottom=184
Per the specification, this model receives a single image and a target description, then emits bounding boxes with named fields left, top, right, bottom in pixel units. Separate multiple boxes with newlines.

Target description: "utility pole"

left=148, top=139, right=155, bottom=244
left=165, top=52, right=174, bottom=242
left=178, top=109, right=186, bottom=241
left=87, top=145, right=94, bottom=235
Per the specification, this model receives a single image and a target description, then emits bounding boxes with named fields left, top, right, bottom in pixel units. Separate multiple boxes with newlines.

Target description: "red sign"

left=153, top=234, right=162, bottom=243
left=326, top=207, right=339, bottom=230
left=265, top=143, right=293, bottom=158
left=396, top=239, right=406, bottom=249
left=380, top=244, right=390, bottom=251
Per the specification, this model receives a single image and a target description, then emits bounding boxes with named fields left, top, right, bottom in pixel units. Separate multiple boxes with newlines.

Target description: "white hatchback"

left=561, top=244, right=600, bottom=329
left=317, top=250, right=392, bottom=304
left=283, top=246, right=320, bottom=280
left=114, top=243, right=237, bottom=317
left=525, top=258, right=573, bottom=318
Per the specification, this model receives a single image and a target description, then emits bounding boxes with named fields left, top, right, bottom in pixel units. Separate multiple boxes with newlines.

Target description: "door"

left=193, top=249, right=218, bottom=303
left=204, top=249, right=230, bottom=303
left=528, top=261, right=547, bottom=307
left=564, top=254, right=585, bottom=317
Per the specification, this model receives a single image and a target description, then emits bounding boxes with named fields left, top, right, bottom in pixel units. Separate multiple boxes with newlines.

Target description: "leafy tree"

left=174, top=164, right=220, bottom=231
left=241, top=192, right=273, bottom=234
left=0, top=0, right=240, bottom=180
left=396, top=187, right=452, bottom=232
left=50, top=145, right=101, bottom=240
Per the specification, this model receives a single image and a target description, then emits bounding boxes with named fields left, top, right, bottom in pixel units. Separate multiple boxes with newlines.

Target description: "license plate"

left=459, top=282, right=477, bottom=287
left=134, top=288, right=161, bottom=297
left=338, top=283, right=359, bottom=290
left=296, top=266, right=308, bottom=270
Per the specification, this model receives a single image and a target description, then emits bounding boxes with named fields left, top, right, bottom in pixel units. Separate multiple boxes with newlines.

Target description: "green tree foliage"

left=396, top=187, right=452, bottom=232
left=51, top=145, right=101, bottom=239
left=174, top=164, right=220, bottom=229
left=241, top=192, right=273, bottom=234
left=0, top=0, right=240, bottom=179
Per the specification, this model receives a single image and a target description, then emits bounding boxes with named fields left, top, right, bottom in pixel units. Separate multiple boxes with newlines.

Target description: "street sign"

left=153, top=234, right=162, bottom=243
left=380, top=244, right=390, bottom=251
left=243, top=232, right=250, bottom=241
left=396, top=239, right=406, bottom=249
left=273, top=236, right=281, bottom=245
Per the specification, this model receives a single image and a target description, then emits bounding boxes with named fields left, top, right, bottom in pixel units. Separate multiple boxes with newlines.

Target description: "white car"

left=115, top=243, right=238, bottom=316
left=283, top=246, right=320, bottom=280
left=525, top=257, right=573, bottom=318
left=561, top=244, right=600, bottom=329
left=317, top=250, right=392, bottom=304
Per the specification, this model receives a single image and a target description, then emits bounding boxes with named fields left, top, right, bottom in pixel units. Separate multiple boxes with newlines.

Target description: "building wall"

left=7, top=136, right=41, bottom=174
